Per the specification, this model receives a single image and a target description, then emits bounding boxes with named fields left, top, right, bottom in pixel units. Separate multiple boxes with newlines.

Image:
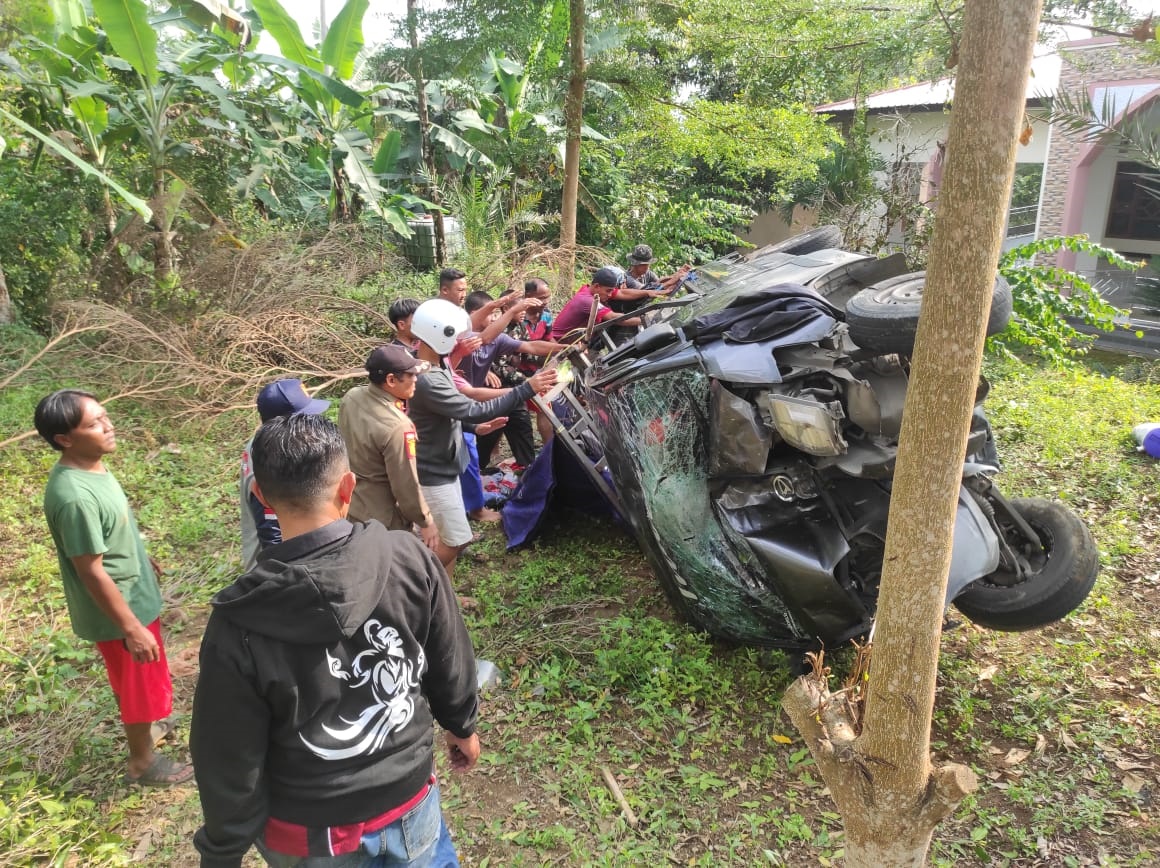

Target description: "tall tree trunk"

left=408, top=0, right=446, bottom=266
left=783, top=2, right=1042, bottom=864
left=558, top=0, right=584, bottom=292
left=152, top=164, right=176, bottom=284
left=102, top=187, right=117, bottom=239
left=0, top=257, right=12, bottom=324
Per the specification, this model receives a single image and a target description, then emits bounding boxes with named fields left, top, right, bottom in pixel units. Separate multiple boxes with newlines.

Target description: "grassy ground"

left=2, top=349, right=1160, bottom=866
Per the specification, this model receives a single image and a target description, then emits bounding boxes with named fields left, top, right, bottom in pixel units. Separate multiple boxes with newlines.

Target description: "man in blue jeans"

left=191, top=414, right=478, bottom=867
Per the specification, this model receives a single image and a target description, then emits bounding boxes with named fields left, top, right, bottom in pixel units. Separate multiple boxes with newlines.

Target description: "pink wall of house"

left=1038, top=38, right=1160, bottom=269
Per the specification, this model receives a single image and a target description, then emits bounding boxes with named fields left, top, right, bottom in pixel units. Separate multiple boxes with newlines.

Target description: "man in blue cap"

left=240, top=379, right=331, bottom=572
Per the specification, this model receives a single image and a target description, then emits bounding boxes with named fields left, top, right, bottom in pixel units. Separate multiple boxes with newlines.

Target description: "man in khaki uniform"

left=338, top=345, right=440, bottom=552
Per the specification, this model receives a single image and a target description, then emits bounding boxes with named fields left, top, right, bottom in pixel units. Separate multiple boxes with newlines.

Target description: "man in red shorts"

left=35, top=390, right=192, bottom=787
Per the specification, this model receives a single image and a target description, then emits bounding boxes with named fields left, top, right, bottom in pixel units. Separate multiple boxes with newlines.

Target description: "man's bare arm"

left=469, top=297, right=507, bottom=333
left=611, top=285, right=663, bottom=301
left=517, top=339, right=567, bottom=358
left=70, top=554, right=159, bottom=662
left=478, top=298, right=543, bottom=345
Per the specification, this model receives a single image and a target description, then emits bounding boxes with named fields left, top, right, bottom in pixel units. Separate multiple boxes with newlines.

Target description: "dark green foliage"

left=603, top=188, right=756, bottom=267
left=993, top=235, right=1142, bottom=365
left=1009, top=164, right=1044, bottom=211
left=0, top=159, right=101, bottom=329
left=778, top=115, right=884, bottom=222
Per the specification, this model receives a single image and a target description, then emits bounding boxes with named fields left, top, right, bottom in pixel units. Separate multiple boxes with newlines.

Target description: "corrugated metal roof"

left=816, top=52, right=1061, bottom=113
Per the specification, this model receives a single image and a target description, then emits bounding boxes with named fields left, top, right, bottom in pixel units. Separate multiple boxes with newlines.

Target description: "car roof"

left=671, top=248, right=873, bottom=327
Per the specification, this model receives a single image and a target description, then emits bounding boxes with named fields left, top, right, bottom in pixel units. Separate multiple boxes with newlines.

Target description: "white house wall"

left=866, top=110, right=946, bottom=165
left=864, top=112, right=1049, bottom=167
left=855, top=110, right=1049, bottom=248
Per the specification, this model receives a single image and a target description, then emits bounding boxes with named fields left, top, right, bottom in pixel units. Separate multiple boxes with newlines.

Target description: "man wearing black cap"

left=241, top=379, right=331, bottom=572
left=338, top=345, right=442, bottom=556
left=549, top=266, right=646, bottom=341
left=625, top=243, right=691, bottom=294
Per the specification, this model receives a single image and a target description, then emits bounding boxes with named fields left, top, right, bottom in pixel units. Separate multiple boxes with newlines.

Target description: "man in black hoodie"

left=191, top=414, right=479, bottom=868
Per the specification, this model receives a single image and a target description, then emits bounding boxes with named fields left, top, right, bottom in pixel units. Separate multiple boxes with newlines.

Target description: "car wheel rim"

left=871, top=282, right=923, bottom=304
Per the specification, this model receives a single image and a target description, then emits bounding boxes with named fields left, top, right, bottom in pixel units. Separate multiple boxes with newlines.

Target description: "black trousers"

left=476, top=402, right=536, bottom=468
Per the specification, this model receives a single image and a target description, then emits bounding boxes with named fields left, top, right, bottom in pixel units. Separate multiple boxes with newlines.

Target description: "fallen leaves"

left=1121, top=772, right=1149, bottom=795
left=1001, top=747, right=1031, bottom=767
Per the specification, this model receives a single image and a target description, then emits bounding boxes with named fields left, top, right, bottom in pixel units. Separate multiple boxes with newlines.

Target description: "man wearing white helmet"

left=408, top=299, right=558, bottom=577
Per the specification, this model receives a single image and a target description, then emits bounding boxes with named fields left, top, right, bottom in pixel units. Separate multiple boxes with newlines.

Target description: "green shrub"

left=0, top=160, right=101, bottom=330
left=993, top=235, right=1141, bottom=365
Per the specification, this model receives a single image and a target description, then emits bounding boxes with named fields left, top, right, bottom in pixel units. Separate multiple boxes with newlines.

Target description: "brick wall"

left=1038, top=38, right=1160, bottom=242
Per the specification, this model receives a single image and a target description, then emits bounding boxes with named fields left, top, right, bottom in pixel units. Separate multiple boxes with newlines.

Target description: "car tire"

left=952, top=498, right=1099, bottom=631
left=845, top=272, right=1014, bottom=355
left=751, top=226, right=843, bottom=258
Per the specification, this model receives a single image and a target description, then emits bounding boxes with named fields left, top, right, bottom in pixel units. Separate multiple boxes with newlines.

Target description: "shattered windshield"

left=595, top=364, right=810, bottom=645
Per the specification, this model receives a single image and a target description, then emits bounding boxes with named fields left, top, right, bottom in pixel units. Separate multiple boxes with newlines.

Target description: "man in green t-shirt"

left=35, top=390, right=193, bottom=787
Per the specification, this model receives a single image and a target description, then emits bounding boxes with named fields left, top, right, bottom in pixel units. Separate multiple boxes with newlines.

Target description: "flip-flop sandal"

left=150, top=717, right=176, bottom=748
left=125, top=754, right=194, bottom=788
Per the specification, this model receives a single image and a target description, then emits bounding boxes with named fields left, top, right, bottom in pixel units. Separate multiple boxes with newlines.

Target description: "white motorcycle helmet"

left=412, top=298, right=472, bottom=356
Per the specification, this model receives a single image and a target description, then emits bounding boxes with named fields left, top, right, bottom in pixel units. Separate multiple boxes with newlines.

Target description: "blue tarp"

left=501, top=437, right=618, bottom=549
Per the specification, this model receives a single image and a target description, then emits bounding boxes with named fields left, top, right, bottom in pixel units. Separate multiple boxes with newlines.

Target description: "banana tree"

left=245, top=0, right=420, bottom=232
left=474, top=50, right=609, bottom=243
left=2, top=32, right=125, bottom=237
left=3, top=0, right=260, bottom=282
left=86, top=0, right=228, bottom=281
left=375, top=80, right=498, bottom=173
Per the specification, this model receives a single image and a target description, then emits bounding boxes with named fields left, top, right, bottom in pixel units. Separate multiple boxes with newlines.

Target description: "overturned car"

left=522, top=228, right=1099, bottom=650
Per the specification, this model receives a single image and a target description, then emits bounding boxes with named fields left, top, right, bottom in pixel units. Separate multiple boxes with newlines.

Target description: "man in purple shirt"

left=460, top=291, right=564, bottom=469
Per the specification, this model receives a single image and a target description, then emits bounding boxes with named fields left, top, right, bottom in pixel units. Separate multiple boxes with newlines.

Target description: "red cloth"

left=516, top=318, right=550, bottom=377
left=522, top=318, right=549, bottom=342
left=95, top=618, right=174, bottom=725
left=263, top=776, right=434, bottom=857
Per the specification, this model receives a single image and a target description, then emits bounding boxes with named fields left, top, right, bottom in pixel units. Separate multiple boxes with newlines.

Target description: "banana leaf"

left=167, top=0, right=251, bottom=43
left=320, top=0, right=369, bottom=81
left=70, top=94, right=109, bottom=138
left=90, top=0, right=157, bottom=85
left=0, top=106, right=152, bottom=221
left=250, top=53, right=366, bottom=111
left=372, top=129, right=402, bottom=175
left=248, top=0, right=322, bottom=72
left=51, top=0, right=88, bottom=39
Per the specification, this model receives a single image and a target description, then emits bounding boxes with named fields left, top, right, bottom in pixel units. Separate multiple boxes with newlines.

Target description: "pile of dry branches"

left=2, top=230, right=611, bottom=448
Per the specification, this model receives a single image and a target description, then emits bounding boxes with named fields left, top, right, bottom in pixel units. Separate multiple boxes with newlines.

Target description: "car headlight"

left=758, top=394, right=847, bottom=457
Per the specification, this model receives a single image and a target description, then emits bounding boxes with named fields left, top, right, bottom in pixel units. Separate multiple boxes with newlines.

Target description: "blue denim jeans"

left=256, top=785, right=459, bottom=868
